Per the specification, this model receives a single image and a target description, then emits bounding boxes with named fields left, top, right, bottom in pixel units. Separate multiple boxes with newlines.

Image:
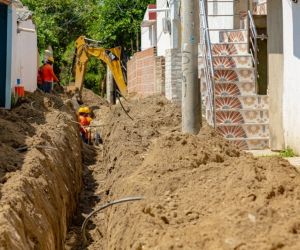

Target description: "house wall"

left=16, top=19, right=37, bottom=92
left=267, top=0, right=285, bottom=151
left=156, top=0, right=171, bottom=56
left=141, top=4, right=157, bottom=51
left=141, top=26, right=152, bottom=51
left=0, top=4, right=37, bottom=108
left=282, top=0, right=300, bottom=153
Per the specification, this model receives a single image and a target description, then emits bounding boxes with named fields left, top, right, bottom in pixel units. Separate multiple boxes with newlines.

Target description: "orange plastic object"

left=15, top=86, right=25, bottom=97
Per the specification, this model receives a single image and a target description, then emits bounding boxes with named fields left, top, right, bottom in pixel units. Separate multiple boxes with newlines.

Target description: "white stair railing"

left=199, top=0, right=216, bottom=127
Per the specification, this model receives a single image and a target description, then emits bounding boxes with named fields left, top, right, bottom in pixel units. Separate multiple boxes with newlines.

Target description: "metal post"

left=106, top=66, right=115, bottom=104
left=181, top=0, right=201, bottom=134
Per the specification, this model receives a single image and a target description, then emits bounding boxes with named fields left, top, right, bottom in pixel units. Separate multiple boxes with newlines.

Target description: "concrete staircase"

left=201, top=28, right=269, bottom=150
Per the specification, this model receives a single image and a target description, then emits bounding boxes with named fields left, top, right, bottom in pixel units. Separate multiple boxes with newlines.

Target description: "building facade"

left=129, top=0, right=300, bottom=153
left=268, top=0, right=300, bottom=153
left=0, top=1, right=37, bottom=109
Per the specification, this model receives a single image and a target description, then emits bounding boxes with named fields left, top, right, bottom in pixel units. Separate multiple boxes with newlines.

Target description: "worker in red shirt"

left=40, top=57, right=59, bottom=93
left=0, top=0, right=11, bottom=5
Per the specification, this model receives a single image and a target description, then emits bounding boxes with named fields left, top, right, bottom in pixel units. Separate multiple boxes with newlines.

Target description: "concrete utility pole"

left=181, top=0, right=201, bottom=134
left=106, top=66, right=115, bottom=104
left=170, top=0, right=181, bottom=49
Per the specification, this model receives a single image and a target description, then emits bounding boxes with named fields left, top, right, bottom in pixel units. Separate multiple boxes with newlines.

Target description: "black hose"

left=16, top=145, right=58, bottom=152
left=116, top=89, right=128, bottom=102
left=81, top=196, right=143, bottom=245
left=116, top=94, right=134, bottom=121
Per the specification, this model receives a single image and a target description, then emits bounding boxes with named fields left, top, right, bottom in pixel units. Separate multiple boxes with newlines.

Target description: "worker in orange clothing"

left=40, top=57, right=59, bottom=93
left=78, top=107, right=93, bottom=144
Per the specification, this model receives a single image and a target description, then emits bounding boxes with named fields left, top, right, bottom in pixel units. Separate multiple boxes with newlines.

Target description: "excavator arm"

left=67, top=36, right=127, bottom=99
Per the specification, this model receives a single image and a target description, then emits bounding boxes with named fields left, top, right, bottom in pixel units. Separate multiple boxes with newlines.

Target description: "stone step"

left=253, top=2, right=267, bottom=15
left=214, top=82, right=256, bottom=96
left=201, top=81, right=256, bottom=96
left=216, top=109, right=269, bottom=124
left=219, top=29, right=248, bottom=43
left=214, top=68, right=255, bottom=83
left=228, top=138, right=270, bottom=150
left=213, top=55, right=252, bottom=69
left=199, top=68, right=255, bottom=83
left=211, top=43, right=249, bottom=56
left=215, top=96, right=269, bottom=110
left=216, top=124, right=269, bottom=139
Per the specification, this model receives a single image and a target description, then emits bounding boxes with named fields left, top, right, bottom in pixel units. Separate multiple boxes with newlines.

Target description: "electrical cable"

left=81, top=196, right=144, bottom=245
left=116, top=89, right=128, bottom=102
left=16, top=145, right=58, bottom=152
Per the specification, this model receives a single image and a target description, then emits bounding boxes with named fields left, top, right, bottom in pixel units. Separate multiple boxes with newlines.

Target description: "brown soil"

left=66, top=94, right=300, bottom=250
left=2, top=90, right=300, bottom=250
left=0, top=91, right=82, bottom=249
left=81, top=88, right=109, bottom=109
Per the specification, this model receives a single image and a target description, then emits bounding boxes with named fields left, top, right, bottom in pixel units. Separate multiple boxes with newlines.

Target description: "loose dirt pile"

left=81, top=88, right=109, bottom=108
left=0, top=91, right=82, bottom=249
left=70, top=94, right=300, bottom=250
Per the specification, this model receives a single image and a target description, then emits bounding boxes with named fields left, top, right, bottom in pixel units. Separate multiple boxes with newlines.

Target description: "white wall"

left=141, top=9, right=152, bottom=51
left=156, top=0, right=171, bottom=56
left=141, top=0, right=181, bottom=56
left=16, top=19, right=37, bottom=92
left=141, top=22, right=157, bottom=51
left=282, top=0, right=300, bottom=152
left=141, top=26, right=152, bottom=51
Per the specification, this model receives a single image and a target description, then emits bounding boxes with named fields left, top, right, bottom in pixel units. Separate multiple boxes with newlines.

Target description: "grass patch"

left=280, top=147, right=297, bottom=158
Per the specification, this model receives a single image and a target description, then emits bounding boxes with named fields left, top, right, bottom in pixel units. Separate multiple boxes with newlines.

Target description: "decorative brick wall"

left=127, top=47, right=165, bottom=96
left=165, top=48, right=182, bottom=103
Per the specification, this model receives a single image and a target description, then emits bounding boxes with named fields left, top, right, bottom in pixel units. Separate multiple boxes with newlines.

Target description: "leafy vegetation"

left=22, top=0, right=154, bottom=94
left=280, top=147, right=297, bottom=158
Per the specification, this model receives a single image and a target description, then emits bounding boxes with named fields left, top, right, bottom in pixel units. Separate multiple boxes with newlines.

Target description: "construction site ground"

left=1, top=89, right=300, bottom=249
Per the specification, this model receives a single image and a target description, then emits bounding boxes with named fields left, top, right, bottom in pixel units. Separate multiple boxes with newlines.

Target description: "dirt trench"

left=66, top=94, right=300, bottom=250
left=0, top=92, right=83, bottom=249
left=2, top=90, right=300, bottom=250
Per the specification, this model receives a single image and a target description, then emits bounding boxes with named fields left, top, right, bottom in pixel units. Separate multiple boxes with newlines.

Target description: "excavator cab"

left=67, top=36, right=127, bottom=102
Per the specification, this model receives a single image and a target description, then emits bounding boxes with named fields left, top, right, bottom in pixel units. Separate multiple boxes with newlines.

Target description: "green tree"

left=22, top=0, right=154, bottom=93
left=90, top=0, right=155, bottom=53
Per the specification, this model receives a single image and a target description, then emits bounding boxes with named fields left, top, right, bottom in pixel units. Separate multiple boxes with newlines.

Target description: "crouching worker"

left=78, top=107, right=93, bottom=144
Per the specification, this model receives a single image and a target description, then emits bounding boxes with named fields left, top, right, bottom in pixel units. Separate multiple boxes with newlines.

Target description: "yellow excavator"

left=67, top=36, right=127, bottom=101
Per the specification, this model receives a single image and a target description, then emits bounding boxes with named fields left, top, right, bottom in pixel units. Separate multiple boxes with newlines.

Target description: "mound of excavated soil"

left=68, top=94, right=300, bottom=250
left=0, top=91, right=82, bottom=249
left=81, top=88, right=109, bottom=109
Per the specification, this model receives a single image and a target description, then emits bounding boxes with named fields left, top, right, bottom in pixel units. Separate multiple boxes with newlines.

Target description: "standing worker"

left=40, top=57, right=59, bottom=93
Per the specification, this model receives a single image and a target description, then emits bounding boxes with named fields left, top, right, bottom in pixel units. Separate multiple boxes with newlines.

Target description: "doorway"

left=0, top=4, right=8, bottom=107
